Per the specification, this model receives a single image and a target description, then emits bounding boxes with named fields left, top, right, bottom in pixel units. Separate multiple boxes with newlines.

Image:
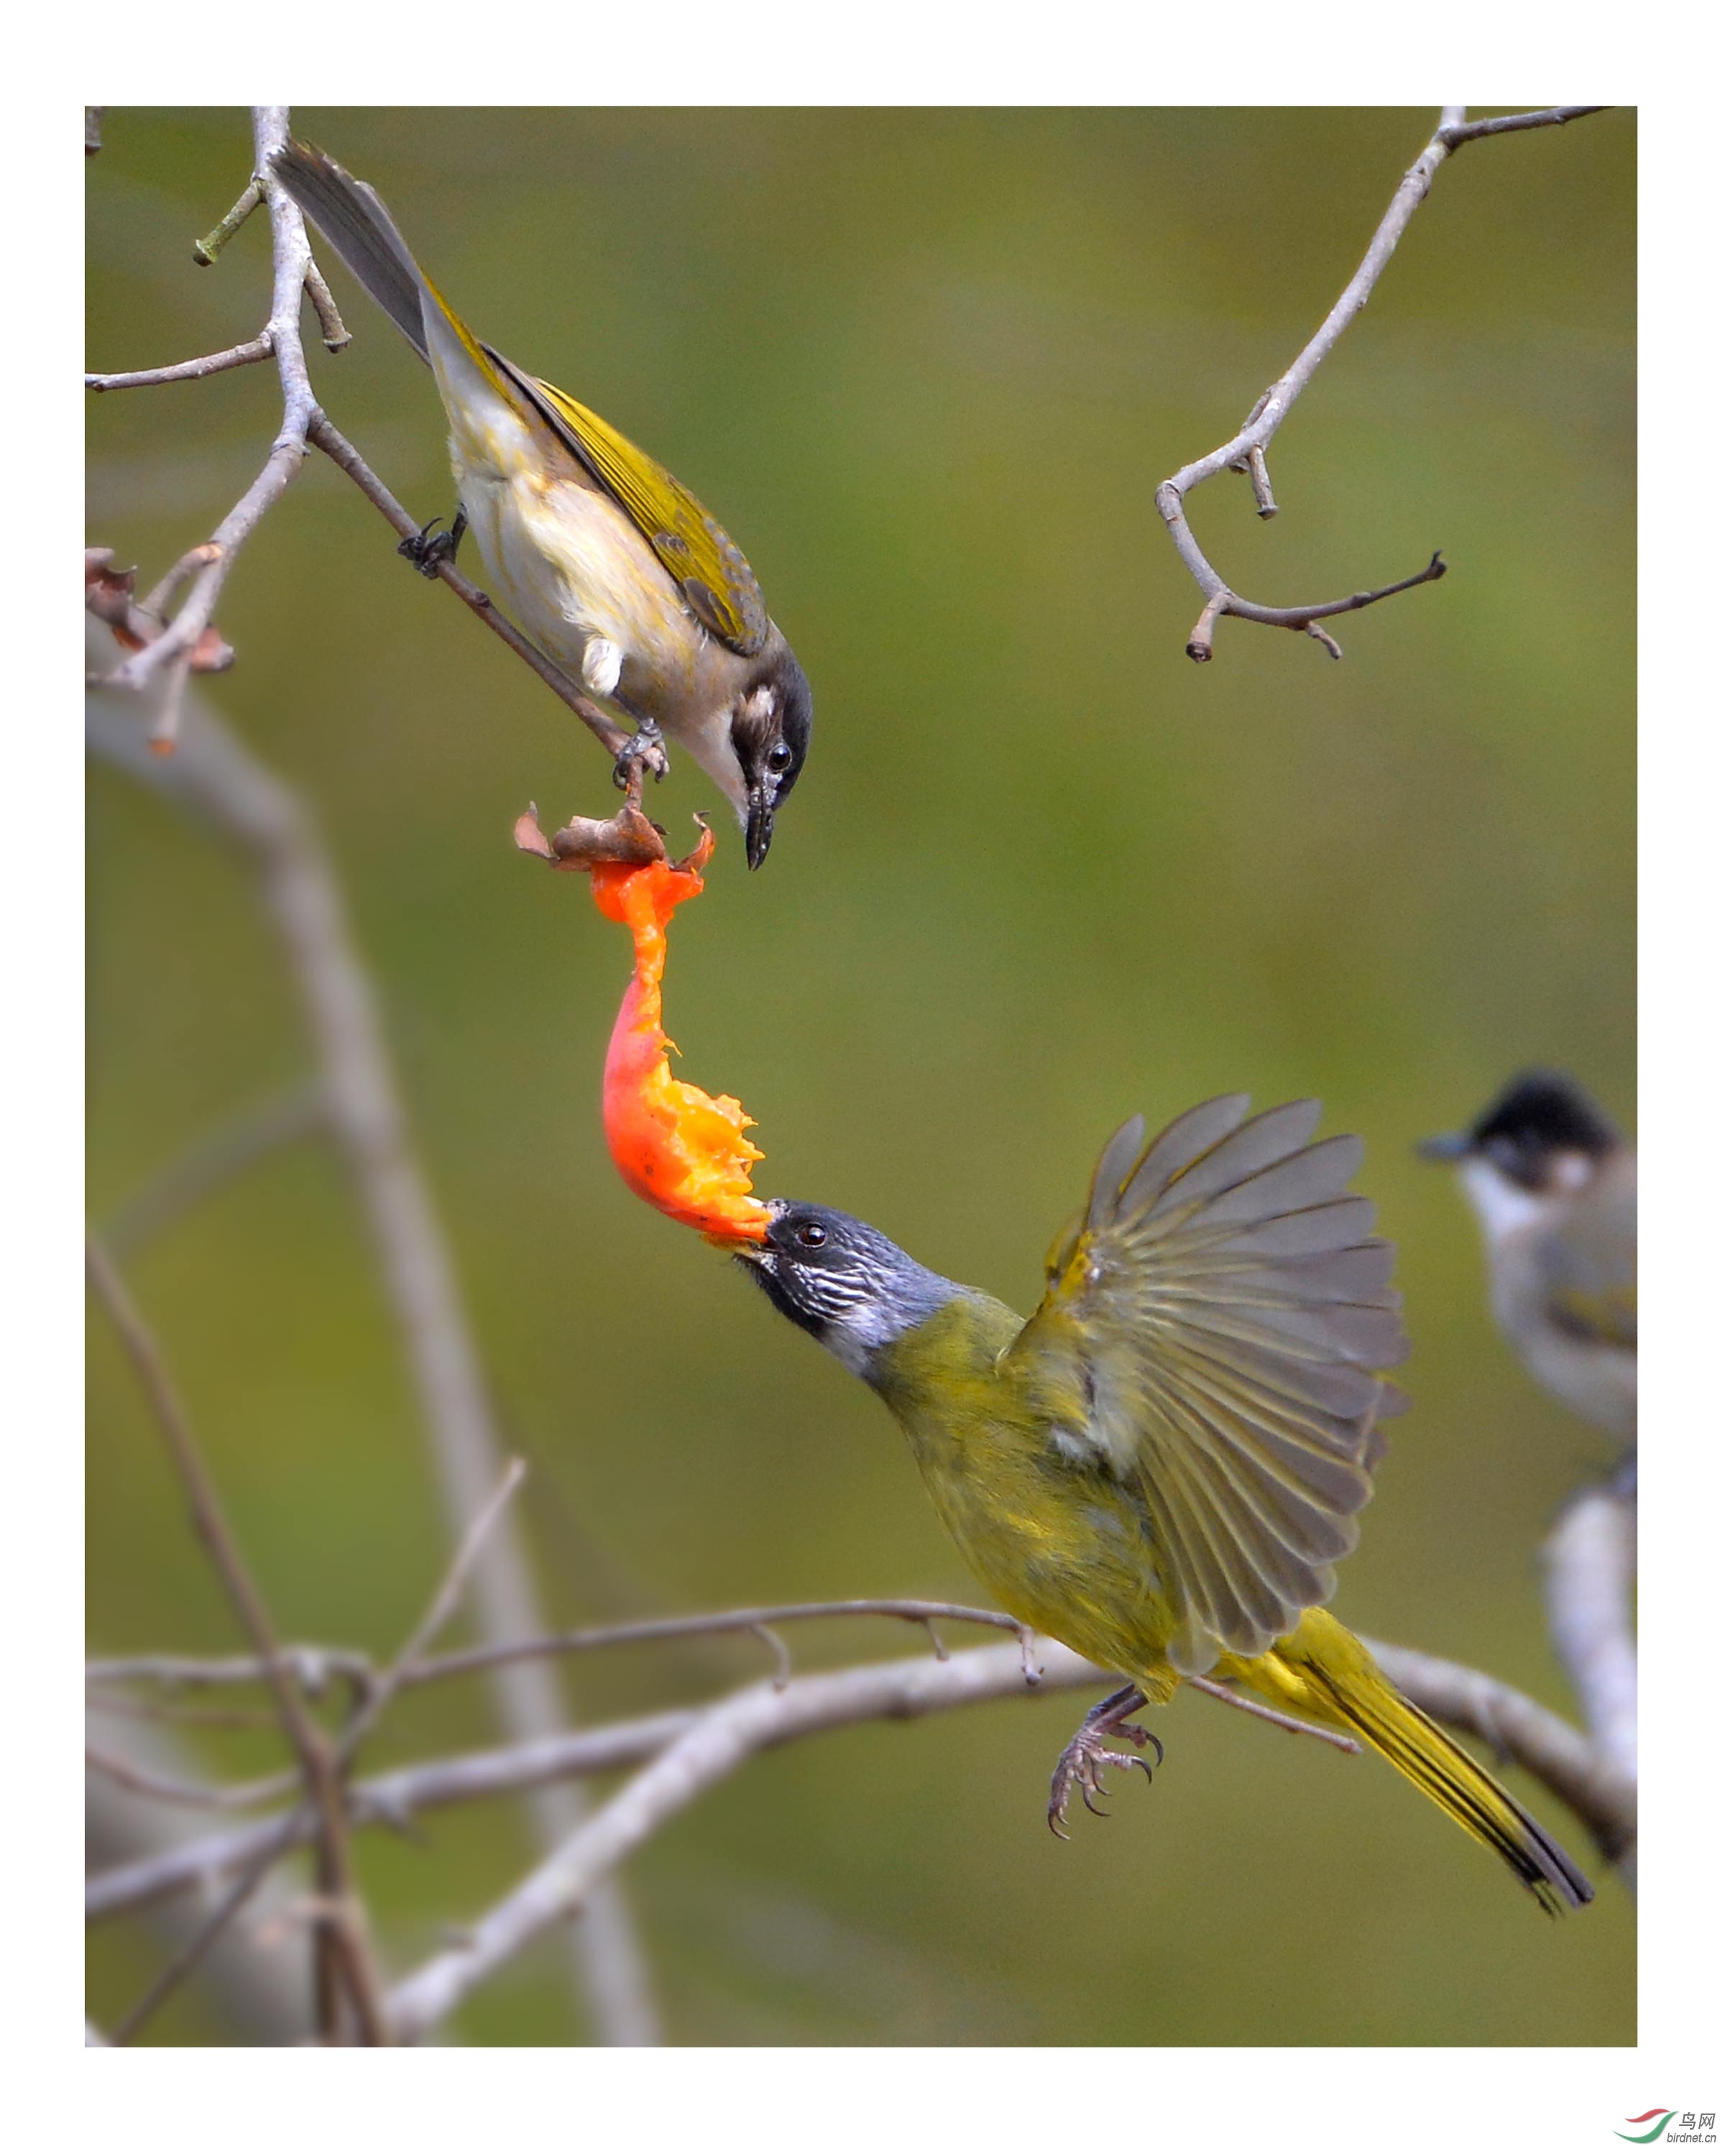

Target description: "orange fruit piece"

left=587, top=828, right=770, bottom=1245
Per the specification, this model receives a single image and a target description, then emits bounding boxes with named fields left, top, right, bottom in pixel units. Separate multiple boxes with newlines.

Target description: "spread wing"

left=483, top=346, right=770, bottom=656
left=1009, top=1096, right=1410, bottom=1676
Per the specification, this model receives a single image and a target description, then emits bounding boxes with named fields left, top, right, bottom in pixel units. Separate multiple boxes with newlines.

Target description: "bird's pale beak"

left=745, top=788, right=774, bottom=870
left=1416, top=1131, right=1472, bottom=1162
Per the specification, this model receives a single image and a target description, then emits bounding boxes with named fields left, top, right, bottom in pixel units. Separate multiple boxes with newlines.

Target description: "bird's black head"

left=1420, top=1070, right=1619, bottom=1192
left=735, top=1201, right=956, bottom=1375
left=729, top=645, right=814, bottom=870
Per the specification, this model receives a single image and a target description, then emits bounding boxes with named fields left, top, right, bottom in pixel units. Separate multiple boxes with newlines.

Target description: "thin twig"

left=88, top=1649, right=373, bottom=1695
left=85, top=1235, right=390, bottom=2044
left=86, top=1686, right=290, bottom=1730
left=86, top=336, right=275, bottom=394
left=87, top=1598, right=1031, bottom=1696
left=88, top=1705, right=699, bottom=1924
left=1438, top=107, right=1608, bottom=147
left=106, top=1830, right=297, bottom=2047
left=305, top=415, right=628, bottom=757
left=1156, top=106, right=1608, bottom=661
left=84, top=549, right=232, bottom=676
left=303, top=261, right=352, bottom=353
left=332, top=1460, right=530, bottom=1777
left=85, top=1743, right=297, bottom=1813
left=1186, top=1674, right=1359, bottom=1752
left=193, top=176, right=263, bottom=267
left=86, top=675, right=659, bottom=2044
left=97, top=111, right=316, bottom=752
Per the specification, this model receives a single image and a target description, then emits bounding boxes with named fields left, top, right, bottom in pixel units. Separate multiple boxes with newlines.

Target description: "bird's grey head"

left=1419, top=1069, right=1619, bottom=1194
left=736, top=1201, right=957, bottom=1377
left=726, top=645, right=813, bottom=870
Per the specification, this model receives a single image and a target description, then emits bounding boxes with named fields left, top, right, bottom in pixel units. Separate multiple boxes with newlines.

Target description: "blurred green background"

left=86, top=107, right=1634, bottom=2045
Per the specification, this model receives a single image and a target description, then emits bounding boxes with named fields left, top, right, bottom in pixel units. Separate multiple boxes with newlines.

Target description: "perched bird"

left=739, top=1095, right=1591, bottom=1910
left=272, top=140, right=811, bottom=868
left=1420, top=1072, right=1636, bottom=1450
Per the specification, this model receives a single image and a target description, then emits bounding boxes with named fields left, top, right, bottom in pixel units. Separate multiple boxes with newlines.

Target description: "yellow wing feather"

left=484, top=351, right=770, bottom=657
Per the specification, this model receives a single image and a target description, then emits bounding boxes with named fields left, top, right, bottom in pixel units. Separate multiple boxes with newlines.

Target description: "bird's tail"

left=1248, top=1608, right=1594, bottom=1913
left=272, top=140, right=437, bottom=362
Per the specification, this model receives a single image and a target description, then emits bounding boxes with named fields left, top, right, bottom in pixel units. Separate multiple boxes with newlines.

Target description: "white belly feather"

left=428, top=348, right=750, bottom=814
left=445, top=404, right=712, bottom=718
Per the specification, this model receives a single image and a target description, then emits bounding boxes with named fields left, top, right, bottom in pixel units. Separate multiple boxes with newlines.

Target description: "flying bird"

left=740, top=1094, right=1592, bottom=1911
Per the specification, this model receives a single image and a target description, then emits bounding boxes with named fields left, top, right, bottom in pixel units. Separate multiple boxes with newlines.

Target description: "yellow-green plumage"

left=753, top=1095, right=1592, bottom=1912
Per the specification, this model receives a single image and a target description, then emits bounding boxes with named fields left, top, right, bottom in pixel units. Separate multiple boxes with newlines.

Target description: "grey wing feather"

left=1085, top=1116, right=1146, bottom=1228
left=1020, top=1096, right=1409, bottom=1676
left=272, top=141, right=432, bottom=361
left=1116, top=1093, right=1251, bottom=1217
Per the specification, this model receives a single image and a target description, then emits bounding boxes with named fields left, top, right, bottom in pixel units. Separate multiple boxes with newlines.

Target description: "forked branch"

left=1157, top=105, right=1607, bottom=661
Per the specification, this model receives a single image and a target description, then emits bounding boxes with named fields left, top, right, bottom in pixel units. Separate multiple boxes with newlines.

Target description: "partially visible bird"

left=737, top=1094, right=1592, bottom=1912
left=1420, top=1072, right=1635, bottom=1450
left=272, top=139, right=811, bottom=868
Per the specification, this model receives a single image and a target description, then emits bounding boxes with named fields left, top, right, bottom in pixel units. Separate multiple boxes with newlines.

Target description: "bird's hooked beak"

left=745, top=785, right=775, bottom=871
left=1416, top=1130, right=1472, bottom=1162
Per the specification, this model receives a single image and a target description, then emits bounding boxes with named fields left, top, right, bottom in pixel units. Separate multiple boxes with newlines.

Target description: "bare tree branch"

left=85, top=1235, right=390, bottom=2044
left=1438, top=108, right=1608, bottom=147
left=88, top=1597, right=1037, bottom=1697
left=381, top=1624, right=1611, bottom=2041
left=92, top=1639, right=1100, bottom=1928
left=1542, top=1485, right=1637, bottom=1881
left=1156, top=106, right=1608, bottom=661
left=86, top=336, right=277, bottom=394
left=90, top=1621, right=1617, bottom=1998
left=93, top=111, right=316, bottom=751
left=305, top=414, right=629, bottom=757
left=302, top=260, right=351, bottom=353
left=88, top=1731, right=317, bottom=2044
left=86, top=1743, right=297, bottom=1815
left=86, top=669, right=660, bottom=2044
left=86, top=1460, right=525, bottom=1831
left=192, top=176, right=264, bottom=267
left=106, top=1831, right=300, bottom=2047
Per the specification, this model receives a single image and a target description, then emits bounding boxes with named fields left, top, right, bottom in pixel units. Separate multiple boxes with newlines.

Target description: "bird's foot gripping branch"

left=515, top=801, right=770, bottom=1246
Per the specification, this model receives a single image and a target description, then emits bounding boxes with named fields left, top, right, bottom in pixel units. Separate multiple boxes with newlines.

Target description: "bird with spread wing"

left=739, top=1094, right=1593, bottom=1912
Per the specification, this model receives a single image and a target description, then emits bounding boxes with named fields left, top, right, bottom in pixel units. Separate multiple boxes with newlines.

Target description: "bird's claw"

left=398, top=512, right=466, bottom=580
left=1046, top=1697, right=1162, bottom=1838
left=612, top=719, right=671, bottom=791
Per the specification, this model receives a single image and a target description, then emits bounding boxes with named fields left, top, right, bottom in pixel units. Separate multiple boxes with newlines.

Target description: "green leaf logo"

left=1616, top=2112, right=1677, bottom=2145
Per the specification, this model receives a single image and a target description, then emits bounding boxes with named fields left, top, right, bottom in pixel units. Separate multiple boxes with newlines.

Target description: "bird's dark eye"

left=767, top=743, right=792, bottom=773
left=796, top=1221, right=827, bottom=1248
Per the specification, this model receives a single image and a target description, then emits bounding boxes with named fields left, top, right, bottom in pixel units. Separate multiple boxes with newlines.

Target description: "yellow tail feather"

left=1243, top=1610, right=1593, bottom=1912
